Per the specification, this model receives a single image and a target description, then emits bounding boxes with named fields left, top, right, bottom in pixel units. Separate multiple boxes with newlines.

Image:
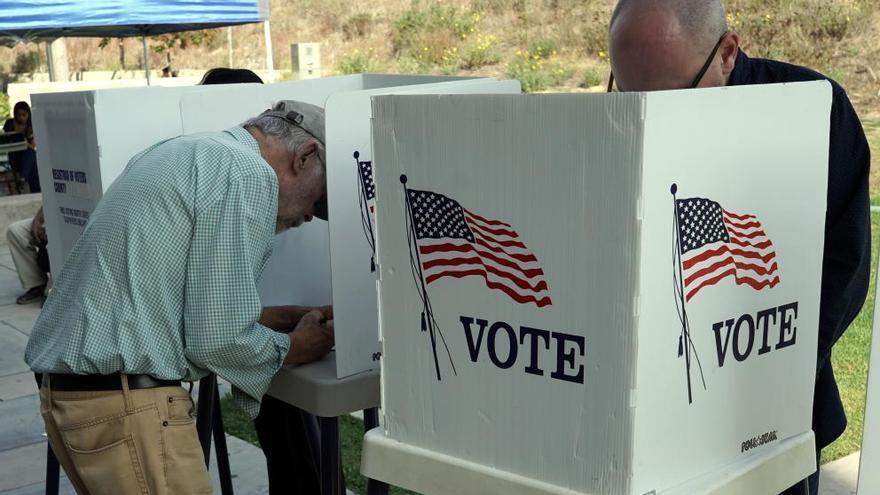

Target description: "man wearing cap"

left=608, top=1, right=870, bottom=494
left=25, top=100, right=334, bottom=494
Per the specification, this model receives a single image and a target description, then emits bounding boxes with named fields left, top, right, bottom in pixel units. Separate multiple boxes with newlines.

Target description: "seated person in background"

left=3, top=101, right=41, bottom=193
left=5, top=206, right=48, bottom=304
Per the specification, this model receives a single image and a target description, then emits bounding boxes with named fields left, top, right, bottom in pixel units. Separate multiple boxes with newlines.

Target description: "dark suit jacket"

left=729, top=49, right=871, bottom=449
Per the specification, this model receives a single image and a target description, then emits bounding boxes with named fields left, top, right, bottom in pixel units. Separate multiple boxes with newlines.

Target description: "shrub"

left=461, top=33, right=501, bottom=69
left=549, top=64, right=575, bottom=86
left=507, top=50, right=550, bottom=92
left=392, top=4, right=479, bottom=56
left=12, top=50, right=40, bottom=74
left=506, top=48, right=573, bottom=92
left=581, top=66, right=605, bottom=89
left=725, top=0, right=867, bottom=66
left=0, top=93, right=9, bottom=121
left=528, top=38, right=558, bottom=59
left=343, top=13, right=373, bottom=40
left=391, top=3, right=482, bottom=73
left=337, top=50, right=374, bottom=74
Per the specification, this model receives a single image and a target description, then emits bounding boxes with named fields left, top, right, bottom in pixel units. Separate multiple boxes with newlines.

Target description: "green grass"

left=864, top=119, right=880, bottom=206
left=219, top=394, right=260, bottom=445
left=823, top=212, right=878, bottom=462
left=220, top=396, right=415, bottom=494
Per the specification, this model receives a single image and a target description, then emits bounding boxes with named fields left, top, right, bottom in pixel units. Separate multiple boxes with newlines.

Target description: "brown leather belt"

left=47, top=373, right=181, bottom=392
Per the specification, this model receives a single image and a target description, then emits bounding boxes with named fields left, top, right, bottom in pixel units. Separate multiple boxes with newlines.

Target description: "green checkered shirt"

left=25, top=127, right=290, bottom=418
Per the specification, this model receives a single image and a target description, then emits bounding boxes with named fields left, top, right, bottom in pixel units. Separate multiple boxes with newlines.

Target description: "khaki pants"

left=39, top=376, right=213, bottom=495
left=6, top=218, right=47, bottom=291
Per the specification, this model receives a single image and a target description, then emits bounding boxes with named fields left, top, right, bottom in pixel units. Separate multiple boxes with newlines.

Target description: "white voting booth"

left=31, top=75, right=519, bottom=381
left=363, top=82, right=832, bottom=494
left=857, top=260, right=880, bottom=494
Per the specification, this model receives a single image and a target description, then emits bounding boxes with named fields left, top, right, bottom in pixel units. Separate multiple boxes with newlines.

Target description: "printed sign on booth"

left=370, top=83, right=830, bottom=494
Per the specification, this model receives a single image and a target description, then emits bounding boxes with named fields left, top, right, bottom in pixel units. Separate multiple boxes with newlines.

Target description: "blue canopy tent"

left=0, top=0, right=271, bottom=82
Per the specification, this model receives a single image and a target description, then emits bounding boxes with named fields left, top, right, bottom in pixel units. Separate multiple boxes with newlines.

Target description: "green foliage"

left=392, top=3, right=478, bottom=54
left=150, top=30, right=218, bottom=54
left=823, top=66, right=850, bottom=86
left=581, top=65, right=605, bottom=89
left=343, top=12, right=374, bottom=40
left=218, top=394, right=259, bottom=445
left=824, top=210, right=879, bottom=462
left=0, top=93, right=10, bottom=121
left=391, top=2, right=484, bottom=73
left=461, top=33, right=501, bottom=70
left=11, top=50, right=40, bottom=74
left=725, top=0, right=868, bottom=66
left=506, top=49, right=573, bottom=92
left=527, top=38, right=558, bottom=59
left=337, top=50, right=375, bottom=74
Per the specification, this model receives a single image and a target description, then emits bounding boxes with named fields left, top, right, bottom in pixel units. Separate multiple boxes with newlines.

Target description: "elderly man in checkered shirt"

left=25, top=100, right=334, bottom=494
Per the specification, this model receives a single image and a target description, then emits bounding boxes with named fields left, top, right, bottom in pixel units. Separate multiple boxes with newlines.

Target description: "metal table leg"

left=195, top=374, right=235, bottom=494
left=196, top=374, right=217, bottom=466
left=44, top=443, right=60, bottom=495
left=318, top=416, right=341, bottom=495
left=212, top=381, right=234, bottom=495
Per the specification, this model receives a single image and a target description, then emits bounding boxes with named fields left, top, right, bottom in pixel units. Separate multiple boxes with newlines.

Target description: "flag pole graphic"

left=401, top=174, right=443, bottom=380
left=355, top=151, right=377, bottom=272
left=671, top=183, right=694, bottom=404
left=671, top=184, right=708, bottom=404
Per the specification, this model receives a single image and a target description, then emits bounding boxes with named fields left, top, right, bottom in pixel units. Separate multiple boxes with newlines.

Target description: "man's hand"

left=260, top=304, right=333, bottom=331
left=316, top=305, right=333, bottom=321
left=284, top=310, right=334, bottom=365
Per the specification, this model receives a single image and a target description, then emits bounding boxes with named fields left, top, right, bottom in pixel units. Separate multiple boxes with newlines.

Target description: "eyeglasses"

left=607, top=31, right=730, bottom=93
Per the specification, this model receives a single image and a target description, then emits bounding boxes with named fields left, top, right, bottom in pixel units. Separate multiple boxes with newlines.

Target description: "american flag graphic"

left=355, top=151, right=377, bottom=272
left=407, top=189, right=552, bottom=307
left=676, top=197, right=780, bottom=302
left=357, top=157, right=376, bottom=213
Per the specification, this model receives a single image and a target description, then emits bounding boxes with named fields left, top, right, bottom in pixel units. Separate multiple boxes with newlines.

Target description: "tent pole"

left=227, top=27, right=233, bottom=67
left=263, top=20, right=274, bottom=83
left=143, top=35, right=151, bottom=86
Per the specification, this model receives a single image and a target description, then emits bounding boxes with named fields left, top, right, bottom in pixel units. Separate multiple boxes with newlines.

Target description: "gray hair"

left=611, top=0, right=729, bottom=51
left=242, top=110, right=319, bottom=156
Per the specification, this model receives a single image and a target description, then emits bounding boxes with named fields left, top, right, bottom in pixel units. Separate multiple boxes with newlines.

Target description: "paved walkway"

left=0, top=243, right=864, bottom=495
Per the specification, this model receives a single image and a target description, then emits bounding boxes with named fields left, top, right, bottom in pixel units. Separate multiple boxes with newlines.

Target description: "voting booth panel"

left=857, top=257, right=880, bottom=494
left=32, top=87, right=190, bottom=285
left=31, top=75, right=518, bottom=381
left=325, top=79, right=521, bottom=379
left=367, top=82, right=830, bottom=494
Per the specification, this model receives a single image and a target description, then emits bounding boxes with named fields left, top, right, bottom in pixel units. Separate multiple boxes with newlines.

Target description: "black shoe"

left=16, top=285, right=45, bottom=305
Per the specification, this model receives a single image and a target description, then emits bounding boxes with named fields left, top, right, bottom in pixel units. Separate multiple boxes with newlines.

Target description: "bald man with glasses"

left=608, top=1, right=871, bottom=494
